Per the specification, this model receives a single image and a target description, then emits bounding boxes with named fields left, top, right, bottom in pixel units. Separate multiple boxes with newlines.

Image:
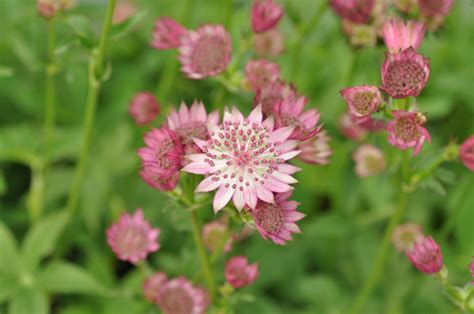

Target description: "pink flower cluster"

left=405, top=235, right=443, bottom=274
left=225, top=256, right=259, bottom=288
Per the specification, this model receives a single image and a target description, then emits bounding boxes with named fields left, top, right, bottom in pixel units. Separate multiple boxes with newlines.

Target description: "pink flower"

left=250, top=191, right=305, bottom=245
left=128, top=92, right=160, bottom=126
left=469, top=258, right=474, bottom=285
left=381, top=47, right=430, bottom=99
left=254, top=80, right=298, bottom=117
left=459, top=135, right=474, bottom=171
left=225, top=256, right=259, bottom=288
left=330, top=0, right=375, bottom=24
left=353, top=144, right=386, bottom=177
left=251, top=0, right=284, bottom=33
left=202, top=220, right=233, bottom=253
left=178, top=24, right=232, bottom=79
left=112, top=1, right=137, bottom=25
left=392, top=223, right=424, bottom=252
left=139, top=167, right=180, bottom=191
left=245, top=59, right=280, bottom=91
left=406, top=235, right=443, bottom=274
left=340, top=85, right=381, bottom=123
left=143, top=272, right=168, bottom=304
left=273, top=96, right=322, bottom=140
left=106, top=209, right=160, bottom=264
left=37, top=0, right=59, bottom=18
left=338, top=112, right=368, bottom=141
left=386, top=110, right=431, bottom=156
left=383, top=19, right=426, bottom=53
left=253, top=29, right=284, bottom=58
left=166, top=100, right=219, bottom=154
left=418, top=0, right=453, bottom=18
left=152, top=17, right=188, bottom=50
left=298, top=130, right=332, bottom=165
left=182, top=105, right=300, bottom=213
left=155, top=274, right=210, bottom=314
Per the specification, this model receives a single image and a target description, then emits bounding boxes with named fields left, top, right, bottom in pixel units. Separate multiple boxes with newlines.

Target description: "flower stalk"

left=44, top=17, right=57, bottom=158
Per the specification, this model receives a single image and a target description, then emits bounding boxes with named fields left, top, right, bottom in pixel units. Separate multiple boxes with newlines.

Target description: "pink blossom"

left=178, top=24, right=232, bottom=79
left=459, top=135, right=474, bottom=171
left=406, top=235, right=443, bottom=274
left=340, top=85, right=381, bottom=123
left=112, top=1, right=137, bottom=25
left=383, top=19, right=426, bottom=53
left=298, top=130, right=332, bottom=165
left=143, top=272, right=168, bottom=304
left=386, top=110, right=431, bottom=156
left=225, top=256, right=259, bottom=288
left=152, top=17, right=188, bottom=50
left=251, top=191, right=305, bottom=245
left=418, top=0, right=453, bottom=18
left=338, top=112, right=368, bottom=141
left=254, top=80, right=298, bottom=117
left=139, top=167, right=180, bottom=192
left=182, top=105, right=300, bottom=213
left=245, top=59, right=280, bottom=91
left=202, top=220, right=233, bottom=253
left=166, top=100, right=219, bottom=154
left=106, top=209, right=160, bottom=264
left=251, top=0, right=284, bottom=33
left=353, top=144, right=386, bottom=177
left=37, top=0, right=59, bottom=18
left=330, top=0, right=375, bottom=24
left=253, top=29, right=284, bottom=58
left=381, top=47, right=430, bottom=99
left=128, top=92, right=160, bottom=126
left=392, top=223, right=424, bottom=252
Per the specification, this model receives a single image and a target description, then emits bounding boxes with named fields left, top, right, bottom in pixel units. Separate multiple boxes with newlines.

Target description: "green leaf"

left=8, top=288, right=48, bottom=314
left=21, top=211, right=69, bottom=271
left=0, top=275, right=19, bottom=302
left=110, top=11, right=147, bottom=40
left=37, top=261, right=108, bottom=295
left=0, top=221, right=22, bottom=275
left=66, top=15, right=97, bottom=49
left=0, top=169, right=7, bottom=196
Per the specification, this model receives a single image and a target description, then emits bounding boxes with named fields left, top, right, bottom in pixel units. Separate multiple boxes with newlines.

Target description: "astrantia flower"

left=253, top=29, right=284, bottom=58
left=383, top=19, right=426, bottom=53
left=37, top=0, right=59, bottom=18
left=156, top=275, right=210, bottom=314
left=406, top=235, right=443, bottom=274
left=225, top=256, right=259, bottom=288
left=139, top=167, right=180, bottom=192
left=338, top=112, right=367, bottom=141
left=392, top=223, right=424, bottom=252
left=152, top=17, right=188, bottom=50
left=129, top=92, right=160, bottom=126
left=202, top=220, right=233, bottom=253
left=143, top=272, right=168, bottom=304
left=386, top=110, right=431, bottom=156
left=298, top=130, right=332, bottom=165
left=340, top=85, right=381, bottom=123
left=178, top=24, right=232, bottom=79
left=330, top=0, right=375, bottom=24
left=381, top=47, right=430, bottom=99
left=418, top=0, right=453, bottom=18
left=183, top=105, right=300, bottom=212
left=250, top=191, right=305, bottom=245
left=106, top=209, right=160, bottom=264
left=353, top=144, right=386, bottom=177
left=273, top=96, right=322, bottom=140
left=459, top=135, right=474, bottom=171
left=167, top=100, right=219, bottom=154
left=251, top=0, right=284, bottom=33
left=245, top=59, right=280, bottom=91
left=254, top=80, right=297, bottom=117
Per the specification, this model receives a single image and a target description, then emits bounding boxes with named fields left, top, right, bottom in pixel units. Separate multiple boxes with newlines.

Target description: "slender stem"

left=44, top=17, right=57, bottom=158
left=190, top=210, right=216, bottom=300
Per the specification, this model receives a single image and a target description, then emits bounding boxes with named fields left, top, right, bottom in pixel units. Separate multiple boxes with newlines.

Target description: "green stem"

left=190, top=210, right=216, bottom=300
left=44, top=17, right=57, bottom=159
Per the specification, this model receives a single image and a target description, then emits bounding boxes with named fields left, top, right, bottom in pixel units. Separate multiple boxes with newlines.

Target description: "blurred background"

left=1, top=0, right=473, bottom=313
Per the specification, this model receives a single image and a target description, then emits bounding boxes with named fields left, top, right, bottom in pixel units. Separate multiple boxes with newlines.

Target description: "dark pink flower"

left=381, top=47, right=430, bottom=99
left=330, top=0, right=375, bottom=24
left=386, top=110, right=431, bottom=156
left=251, top=191, right=305, bottom=245
left=253, top=29, right=284, bottom=58
left=128, top=92, right=160, bottom=126
left=353, top=144, right=386, bottom=177
left=143, top=272, right=168, bottom=304
left=139, top=167, right=180, bottom=192
left=245, top=59, right=280, bottom=91
left=459, top=136, right=474, bottom=171
left=225, top=256, right=259, bottom=288
left=178, top=24, right=232, bottom=79
left=406, top=235, right=443, bottom=274
left=383, top=19, right=426, bottom=53
left=340, top=85, right=381, bottom=123
left=298, top=130, right=332, bottom=165
left=392, top=223, right=424, bottom=252
left=152, top=17, right=188, bottom=50
left=338, top=112, right=368, bottom=141
left=418, top=0, right=453, bottom=18
left=251, top=0, right=284, bottom=33
left=254, top=80, right=298, bottom=117
left=202, top=220, right=233, bottom=253
left=106, top=209, right=160, bottom=264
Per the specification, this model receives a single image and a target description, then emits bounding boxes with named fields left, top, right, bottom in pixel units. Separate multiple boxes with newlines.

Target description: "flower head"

left=251, top=191, right=305, bottom=245
left=273, top=96, right=321, bottom=140
left=202, top=220, right=233, bottom=253
left=406, top=235, right=443, bottom=274
left=353, top=144, right=386, bottom=177
left=254, top=80, right=297, bottom=117
left=251, top=0, right=284, bottom=33
left=106, top=209, right=160, bottom=264
left=225, top=256, right=259, bottom=288
left=143, top=272, right=168, bottom=304
left=386, top=110, right=431, bottom=156
left=330, top=0, right=375, bottom=24
left=37, top=0, right=59, bottom=18
left=298, top=130, right=332, bottom=165
left=340, top=85, right=381, bottom=123
left=253, top=29, right=284, bottom=58
left=178, top=24, right=232, bottom=79
left=245, top=60, right=280, bottom=91
left=392, top=223, right=424, bottom=252
left=383, top=19, right=426, bottom=53
left=418, top=0, right=453, bottom=18
left=152, top=17, right=188, bottom=50
left=381, top=47, right=430, bottom=99
left=182, top=105, right=300, bottom=212
left=129, top=92, right=160, bottom=126
left=139, top=167, right=180, bottom=191
left=166, top=100, right=219, bottom=154
left=460, top=135, right=474, bottom=171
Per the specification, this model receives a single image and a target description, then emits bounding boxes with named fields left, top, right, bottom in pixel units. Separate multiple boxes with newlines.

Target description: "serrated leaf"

left=110, top=11, right=147, bottom=40
left=8, top=288, right=48, bottom=314
left=0, top=221, right=22, bottom=275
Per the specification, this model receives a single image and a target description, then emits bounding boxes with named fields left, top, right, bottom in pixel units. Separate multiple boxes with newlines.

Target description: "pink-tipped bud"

left=460, top=136, right=474, bottom=171
left=152, top=17, right=188, bottom=50
left=251, top=0, right=284, bottom=33
left=225, top=256, right=259, bottom=288
left=392, top=223, right=424, bottom=252
left=406, top=235, right=443, bottom=274
left=353, top=144, right=386, bottom=177
left=128, top=92, right=160, bottom=126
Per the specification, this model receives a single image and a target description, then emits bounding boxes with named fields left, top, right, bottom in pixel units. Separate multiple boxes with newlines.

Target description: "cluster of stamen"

left=192, top=35, right=227, bottom=75
left=160, top=286, right=194, bottom=314
left=386, top=60, right=425, bottom=95
left=353, top=91, right=375, bottom=115
left=394, top=117, right=420, bottom=142
left=254, top=203, right=284, bottom=234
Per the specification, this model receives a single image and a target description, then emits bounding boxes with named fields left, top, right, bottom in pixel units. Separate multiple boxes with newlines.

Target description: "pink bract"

left=383, top=19, right=426, bottom=53
left=353, top=144, right=386, bottom=177
left=128, top=92, right=160, bottom=126
left=182, top=105, right=301, bottom=213
left=386, top=110, right=431, bottom=156
left=152, top=17, right=188, bottom=50
left=254, top=80, right=298, bottom=117
left=251, top=0, right=284, bottom=33
left=245, top=59, right=280, bottom=91
left=298, top=130, right=332, bottom=165
left=418, top=0, right=453, bottom=18
left=340, top=85, right=381, bottom=123
left=330, top=0, right=375, bottom=24
left=459, top=135, right=474, bottom=171
left=406, top=235, right=443, bottom=274
left=225, top=256, right=259, bottom=288
left=106, top=209, right=160, bottom=264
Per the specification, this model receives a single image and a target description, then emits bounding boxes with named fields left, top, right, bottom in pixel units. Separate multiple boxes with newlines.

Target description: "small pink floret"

left=152, top=17, right=188, bottom=50
left=386, top=110, right=431, bottom=156
left=225, top=256, right=259, bottom=288
left=128, top=92, right=160, bottom=126
left=251, top=0, right=284, bottom=33
left=406, top=235, right=443, bottom=274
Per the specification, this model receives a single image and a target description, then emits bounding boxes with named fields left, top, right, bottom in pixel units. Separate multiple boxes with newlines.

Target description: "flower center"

left=394, top=117, right=420, bottom=142
left=191, top=35, right=228, bottom=75
left=176, top=122, right=208, bottom=146
left=386, top=60, right=425, bottom=95
left=255, top=203, right=284, bottom=234
left=160, top=287, right=194, bottom=314
left=353, top=91, right=376, bottom=115
left=117, top=227, right=148, bottom=257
